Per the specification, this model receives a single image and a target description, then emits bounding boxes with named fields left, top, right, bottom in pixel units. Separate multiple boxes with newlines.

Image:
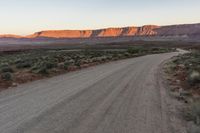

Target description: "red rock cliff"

left=1, top=23, right=200, bottom=39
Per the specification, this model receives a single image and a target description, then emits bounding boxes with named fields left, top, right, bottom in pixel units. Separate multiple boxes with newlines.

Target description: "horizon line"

left=1, top=22, right=200, bottom=36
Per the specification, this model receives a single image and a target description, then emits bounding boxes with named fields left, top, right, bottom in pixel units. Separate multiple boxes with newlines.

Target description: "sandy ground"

left=0, top=50, right=186, bottom=133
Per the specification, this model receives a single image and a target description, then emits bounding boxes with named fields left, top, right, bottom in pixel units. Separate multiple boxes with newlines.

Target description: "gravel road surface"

left=0, top=50, right=185, bottom=133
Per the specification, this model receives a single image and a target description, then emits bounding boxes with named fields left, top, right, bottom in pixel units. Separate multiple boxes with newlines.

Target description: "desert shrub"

left=1, top=72, right=13, bottom=81
left=64, top=61, right=70, bottom=69
left=74, top=60, right=81, bottom=68
left=0, top=64, right=13, bottom=73
left=124, top=52, right=131, bottom=57
left=100, top=56, right=107, bottom=62
left=64, top=56, right=72, bottom=61
left=185, top=101, right=200, bottom=125
left=151, top=47, right=168, bottom=53
left=82, top=49, right=94, bottom=56
left=79, top=59, right=88, bottom=64
left=191, top=101, right=200, bottom=125
left=15, top=57, right=39, bottom=68
left=151, top=47, right=163, bottom=53
left=57, top=62, right=64, bottom=69
left=34, top=60, right=57, bottom=73
left=168, top=60, right=177, bottom=71
left=35, top=67, right=48, bottom=74
left=127, top=47, right=143, bottom=54
left=16, top=60, right=32, bottom=69
left=115, top=54, right=123, bottom=59
left=111, top=53, right=118, bottom=58
left=106, top=56, right=113, bottom=60
left=72, top=55, right=80, bottom=61
left=45, top=61, right=57, bottom=69
left=189, top=125, right=200, bottom=133
left=77, top=55, right=85, bottom=59
left=31, top=62, right=40, bottom=71
left=92, top=56, right=107, bottom=62
left=62, top=59, right=75, bottom=69
left=151, top=47, right=160, bottom=51
left=14, top=59, right=23, bottom=64
left=188, top=71, right=200, bottom=85
left=67, top=59, right=75, bottom=64
left=172, top=57, right=181, bottom=64
left=31, top=62, right=48, bottom=74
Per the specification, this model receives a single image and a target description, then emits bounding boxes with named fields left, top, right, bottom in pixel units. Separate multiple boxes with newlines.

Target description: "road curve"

left=0, top=51, right=183, bottom=133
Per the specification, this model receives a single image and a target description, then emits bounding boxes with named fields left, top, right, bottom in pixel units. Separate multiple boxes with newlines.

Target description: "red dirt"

left=167, top=64, right=200, bottom=96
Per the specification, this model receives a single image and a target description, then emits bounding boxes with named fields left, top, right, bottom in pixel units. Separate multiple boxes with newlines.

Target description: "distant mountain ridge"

left=1, top=23, right=200, bottom=39
left=0, top=34, right=23, bottom=38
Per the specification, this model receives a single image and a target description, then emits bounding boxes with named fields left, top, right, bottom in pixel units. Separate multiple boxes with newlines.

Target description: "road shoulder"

left=157, top=58, right=187, bottom=133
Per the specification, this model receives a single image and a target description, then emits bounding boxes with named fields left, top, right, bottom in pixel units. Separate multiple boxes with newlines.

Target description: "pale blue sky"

left=0, top=0, right=200, bottom=35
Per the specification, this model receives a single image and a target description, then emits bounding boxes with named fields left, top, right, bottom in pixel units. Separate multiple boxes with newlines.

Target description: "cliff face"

left=0, top=34, right=22, bottom=38
left=27, top=30, right=93, bottom=38
left=1, top=23, right=200, bottom=39
left=27, top=25, right=160, bottom=38
left=156, top=23, right=200, bottom=36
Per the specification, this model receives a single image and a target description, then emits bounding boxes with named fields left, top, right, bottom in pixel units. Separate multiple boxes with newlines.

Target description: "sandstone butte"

left=1, top=23, right=200, bottom=39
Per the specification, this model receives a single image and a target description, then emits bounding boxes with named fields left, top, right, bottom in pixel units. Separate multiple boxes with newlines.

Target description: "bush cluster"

left=1, top=72, right=13, bottom=81
left=0, top=47, right=172, bottom=77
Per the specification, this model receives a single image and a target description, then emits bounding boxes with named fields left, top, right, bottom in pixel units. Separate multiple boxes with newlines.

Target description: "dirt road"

left=0, top=51, right=185, bottom=133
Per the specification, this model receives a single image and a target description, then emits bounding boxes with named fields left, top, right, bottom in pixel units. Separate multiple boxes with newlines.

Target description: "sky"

left=0, top=0, right=200, bottom=35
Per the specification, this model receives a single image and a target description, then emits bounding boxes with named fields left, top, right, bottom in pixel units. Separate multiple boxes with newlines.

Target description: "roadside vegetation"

left=165, top=50, right=200, bottom=133
left=0, top=47, right=173, bottom=89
